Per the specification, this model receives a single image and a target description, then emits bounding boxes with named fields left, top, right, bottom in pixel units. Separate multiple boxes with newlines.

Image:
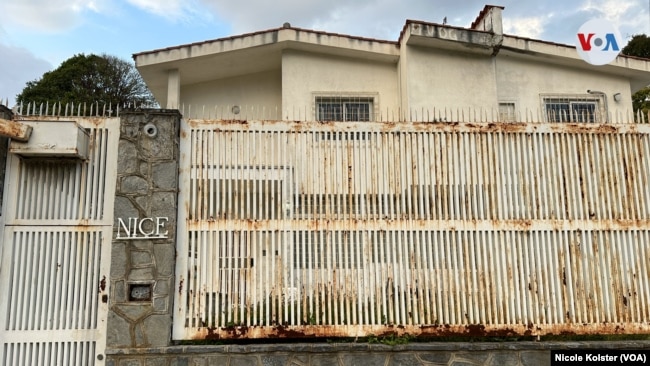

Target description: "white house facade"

left=134, top=5, right=650, bottom=123
left=3, top=6, right=650, bottom=364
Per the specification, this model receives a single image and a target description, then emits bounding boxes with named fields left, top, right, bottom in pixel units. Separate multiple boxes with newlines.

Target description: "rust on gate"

left=174, top=118, right=650, bottom=340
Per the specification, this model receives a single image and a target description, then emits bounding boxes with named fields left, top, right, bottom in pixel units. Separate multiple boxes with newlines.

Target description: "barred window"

left=315, top=96, right=373, bottom=122
left=498, top=102, right=516, bottom=122
left=543, top=95, right=602, bottom=123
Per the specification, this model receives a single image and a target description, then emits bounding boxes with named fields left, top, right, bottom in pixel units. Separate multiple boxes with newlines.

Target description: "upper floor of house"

left=133, top=5, right=650, bottom=123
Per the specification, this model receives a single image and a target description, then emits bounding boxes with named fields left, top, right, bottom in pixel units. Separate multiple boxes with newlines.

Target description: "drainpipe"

left=587, top=90, right=609, bottom=123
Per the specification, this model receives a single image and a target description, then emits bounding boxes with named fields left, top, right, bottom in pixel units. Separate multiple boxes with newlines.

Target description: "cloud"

left=195, top=0, right=647, bottom=44
left=0, top=0, right=108, bottom=33
left=125, top=0, right=211, bottom=22
left=197, top=0, right=490, bottom=40
left=0, top=44, right=52, bottom=107
left=503, top=17, right=546, bottom=39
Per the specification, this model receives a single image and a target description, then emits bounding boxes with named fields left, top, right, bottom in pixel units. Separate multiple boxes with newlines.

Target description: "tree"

left=622, top=35, right=650, bottom=119
left=622, top=34, right=650, bottom=59
left=16, top=53, right=155, bottom=108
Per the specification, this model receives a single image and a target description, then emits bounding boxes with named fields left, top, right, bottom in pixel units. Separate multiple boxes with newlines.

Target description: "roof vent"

left=283, top=22, right=291, bottom=28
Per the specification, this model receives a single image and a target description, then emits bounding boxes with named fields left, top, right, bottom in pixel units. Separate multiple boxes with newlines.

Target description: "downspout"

left=587, top=90, right=609, bottom=123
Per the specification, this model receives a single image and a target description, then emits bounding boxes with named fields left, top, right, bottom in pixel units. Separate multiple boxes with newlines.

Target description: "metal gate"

left=175, top=119, right=650, bottom=340
left=0, top=117, right=119, bottom=365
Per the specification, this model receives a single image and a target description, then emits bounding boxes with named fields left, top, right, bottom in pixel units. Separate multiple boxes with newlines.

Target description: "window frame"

left=313, top=93, right=378, bottom=122
left=498, top=101, right=517, bottom=122
left=541, top=94, right=605, bottom=123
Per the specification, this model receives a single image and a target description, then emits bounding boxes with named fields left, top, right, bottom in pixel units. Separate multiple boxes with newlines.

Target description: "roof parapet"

left=471, top=5, right=504, bottom=35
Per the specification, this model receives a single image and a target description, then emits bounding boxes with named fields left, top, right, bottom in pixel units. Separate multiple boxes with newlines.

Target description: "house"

left=134, top=5, right=650, bottom=123
left=2, top=5, right=650, bottom=365
left=131, top=4, right=650, bottom=342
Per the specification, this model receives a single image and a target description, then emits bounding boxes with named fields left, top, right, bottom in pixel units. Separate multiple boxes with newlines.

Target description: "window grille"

left=543, top=96, right=601, bottom=123
left=315, top=96, right=373, bottom=122
left=498, top=102, right=516, bottom=122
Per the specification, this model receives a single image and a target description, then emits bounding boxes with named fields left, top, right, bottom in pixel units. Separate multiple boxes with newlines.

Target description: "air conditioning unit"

left=9, top=121, right=89, bottom=160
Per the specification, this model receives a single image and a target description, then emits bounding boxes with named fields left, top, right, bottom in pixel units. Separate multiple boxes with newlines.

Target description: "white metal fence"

left=15, top=101, right=650, bottom=124
left=0, top=117, right=119, bottom=365
left=175, top=119, right=650, bottom=339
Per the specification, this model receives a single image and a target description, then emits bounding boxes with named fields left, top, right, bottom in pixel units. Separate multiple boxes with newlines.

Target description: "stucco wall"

left=495, top=55, right=634, bottom=120
left=282, top=50, right=400, bottom=121
left=181, top=70, right=282, bottom=119
left=404, top=46, right=499, bottom=117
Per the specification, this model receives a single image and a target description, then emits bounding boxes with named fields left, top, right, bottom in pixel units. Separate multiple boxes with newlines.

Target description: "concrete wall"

left=169, top=46, right=637, bottom=122
left=495, top=55, right=634, bottom=119
left=403, top=46, right=499, bottom=116
left=108, top=109, right=181, bottom=349
left=106, top=341, right=650, bottom=366
left=181, top=70, right=282, bottom=119
left=282, top=50, right=400, bottom=120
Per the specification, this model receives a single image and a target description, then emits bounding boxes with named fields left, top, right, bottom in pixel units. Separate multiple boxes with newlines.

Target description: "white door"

left=0, top=118, right=118, bottom=365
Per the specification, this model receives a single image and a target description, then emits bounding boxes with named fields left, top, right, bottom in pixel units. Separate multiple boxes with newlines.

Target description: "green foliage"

left=367, top=333, right=412, bottom=345
left=622, top=34, right=650, bottom=59
left=16, top=53, right=155, bottom=107
left=631, top=86, right=650, bottom=120
left=622, top=35, right=650, bottom=118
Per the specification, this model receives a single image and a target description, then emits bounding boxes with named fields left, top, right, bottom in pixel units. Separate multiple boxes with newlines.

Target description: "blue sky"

left=1, top=0, right=649, bottom=107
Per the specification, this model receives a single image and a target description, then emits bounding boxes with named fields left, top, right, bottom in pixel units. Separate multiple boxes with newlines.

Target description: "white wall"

left=180, top=70, right=282, bottom=119
left=404, top=46, right=499, bottom=121
left=495, top=56, right=634, bottom=121
left=282, top=50, right=400, bottom=121
left=176, top=46, right=637, bottom=123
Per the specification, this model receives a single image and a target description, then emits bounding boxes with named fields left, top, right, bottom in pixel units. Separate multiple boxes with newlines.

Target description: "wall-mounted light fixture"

left=613, top=93, right=622, bottom=102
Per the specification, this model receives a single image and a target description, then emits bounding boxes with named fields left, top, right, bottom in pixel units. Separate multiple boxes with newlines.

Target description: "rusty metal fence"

left=174, top=119, right=650, bottom=340
left=0, top=115, right=118, bottom=365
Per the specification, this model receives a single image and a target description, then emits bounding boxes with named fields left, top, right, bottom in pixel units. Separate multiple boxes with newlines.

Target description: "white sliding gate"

left=0, top=118, right=119, bottom=365
left=175, top=119, right=650, bottom=340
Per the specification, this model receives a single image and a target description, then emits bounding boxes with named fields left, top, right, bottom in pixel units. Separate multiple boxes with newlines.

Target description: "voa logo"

left=576, top=19, right=622, bottom=65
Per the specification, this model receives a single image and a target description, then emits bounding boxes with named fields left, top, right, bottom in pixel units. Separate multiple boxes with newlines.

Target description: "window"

left=498, top=102, right=516, bottom=122
left=543, top=96, right=602, bottom=123
left=315, top=96, right=374, bottom=121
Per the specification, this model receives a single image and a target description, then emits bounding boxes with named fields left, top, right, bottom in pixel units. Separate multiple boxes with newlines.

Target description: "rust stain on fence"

left=174, top=119, right=650, bottom=340
left=189, top=322, right=650, bottom=340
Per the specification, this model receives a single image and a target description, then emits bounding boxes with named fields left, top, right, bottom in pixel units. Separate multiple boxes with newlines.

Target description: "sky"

left=0, top=0, right=649, bottom=107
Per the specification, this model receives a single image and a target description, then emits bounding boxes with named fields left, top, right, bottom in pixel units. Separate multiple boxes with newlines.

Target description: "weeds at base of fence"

left=367, top=333, right=413, bottom=345
left=176, top=333, right=650, bottom=346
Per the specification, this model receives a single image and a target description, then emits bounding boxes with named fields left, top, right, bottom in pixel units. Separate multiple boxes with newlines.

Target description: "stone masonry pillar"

left=107, top=109, right=181, bottom=348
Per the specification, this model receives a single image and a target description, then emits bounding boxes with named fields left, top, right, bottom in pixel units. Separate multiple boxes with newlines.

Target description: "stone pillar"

left=108, top=109, right=181, bottom=348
